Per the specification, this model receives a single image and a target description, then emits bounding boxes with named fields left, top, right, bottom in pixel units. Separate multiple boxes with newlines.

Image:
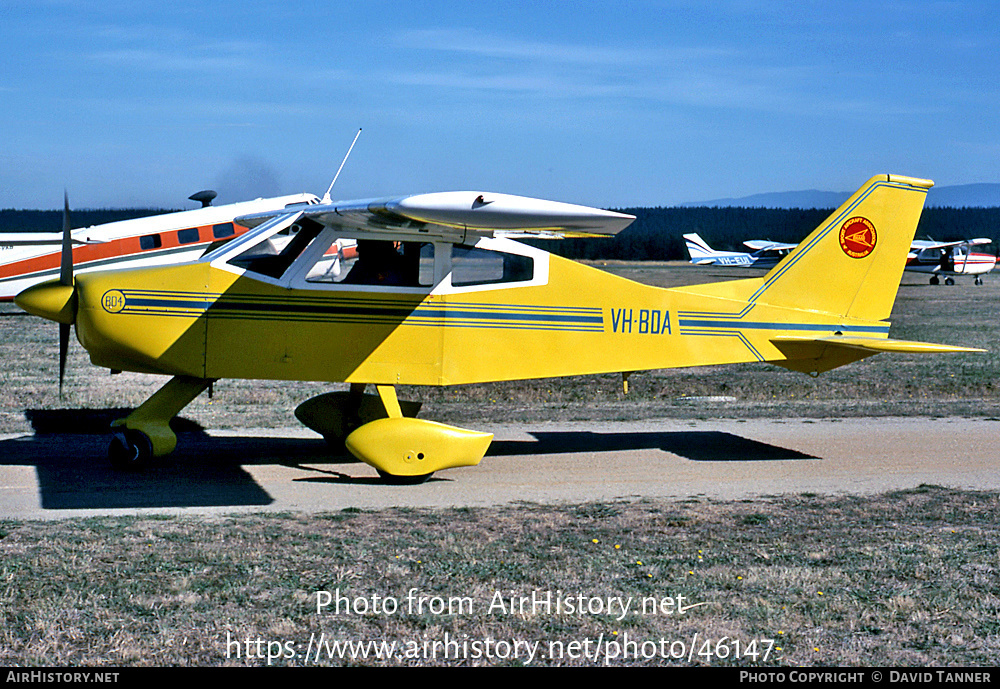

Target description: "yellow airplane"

left=14, top=173, right=981, bottom=482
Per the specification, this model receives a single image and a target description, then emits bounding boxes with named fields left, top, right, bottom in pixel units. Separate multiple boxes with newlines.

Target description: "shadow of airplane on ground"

left=488, top=431, right=817, bottom=462
left=3, top=409, right=817, bottom=511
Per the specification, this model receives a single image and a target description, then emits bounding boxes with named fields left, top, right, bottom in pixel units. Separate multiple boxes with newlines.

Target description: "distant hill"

left=683, top=183, right=1000, bottom=209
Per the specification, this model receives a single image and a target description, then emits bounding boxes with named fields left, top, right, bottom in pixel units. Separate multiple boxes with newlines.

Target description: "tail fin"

left=683, top=233, right=716, bottom=263
left=749, top=174, right=932, bottom=321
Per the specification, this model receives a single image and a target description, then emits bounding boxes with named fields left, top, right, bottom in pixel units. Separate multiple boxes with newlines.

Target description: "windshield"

left=201, top=214, right=293, bottom=263
left=228, top=219, right=324, bottom=279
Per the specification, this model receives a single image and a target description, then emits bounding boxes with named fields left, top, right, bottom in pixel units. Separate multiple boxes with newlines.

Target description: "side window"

left=139, top=234, right=161, bottom=250
left=228, top=221, right=323, bottom=280
left=451, top=244, right=533, bottom=286
left=177, top=228, right=200, bottom=245
left=213, top=223, right=235, bottom=239
left=306, top=240, right=433, bottom=287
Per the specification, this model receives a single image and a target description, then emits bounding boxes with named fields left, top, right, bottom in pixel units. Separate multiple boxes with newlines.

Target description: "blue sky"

left=2, top=1, right=998, bottom=209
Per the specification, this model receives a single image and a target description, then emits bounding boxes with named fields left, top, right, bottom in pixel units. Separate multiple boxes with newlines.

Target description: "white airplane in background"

left=906, top=238, right=997, bottom=285
left=687, top=232, right=997, bottom=286
left=683, top=233, right=794, bottom=268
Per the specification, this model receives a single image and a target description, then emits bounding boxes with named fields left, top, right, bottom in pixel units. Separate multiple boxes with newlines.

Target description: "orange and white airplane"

left=0, top=190, right=329, bottom=301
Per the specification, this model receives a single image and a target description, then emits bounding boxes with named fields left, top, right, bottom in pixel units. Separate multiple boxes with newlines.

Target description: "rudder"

left=683, top=233, right=715, bottom=263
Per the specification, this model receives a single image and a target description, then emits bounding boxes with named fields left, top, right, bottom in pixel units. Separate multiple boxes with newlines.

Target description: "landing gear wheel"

left=930, top=276, right=939, bottom=285
left=376, top=469, right=433, bottom=485
left=975, top=277, right=983, bottom=285
left=108, top=430, right=153, bottom=470
left=945, top=277, right=955, bottom=286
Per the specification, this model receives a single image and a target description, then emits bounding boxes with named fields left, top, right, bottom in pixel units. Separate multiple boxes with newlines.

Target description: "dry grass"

left=1, top=486, right=998, bottom=666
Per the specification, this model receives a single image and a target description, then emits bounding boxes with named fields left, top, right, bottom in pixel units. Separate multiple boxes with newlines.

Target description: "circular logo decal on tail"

left=839, top=217, right=877, bottom=258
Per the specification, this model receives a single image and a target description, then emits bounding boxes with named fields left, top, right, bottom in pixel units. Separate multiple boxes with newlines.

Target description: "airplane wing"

left=0, top=232, right=106, bottom=246
left=237, top=192, right=635, bottom=242
left=910, top=238, right=993, bottom=250
left=742, top=240, right=796, bottom=251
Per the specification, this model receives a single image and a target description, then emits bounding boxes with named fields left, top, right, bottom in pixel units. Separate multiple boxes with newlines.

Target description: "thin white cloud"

left=88, top=42, right=260, bottom=73
left=398, top=28, right=731, bottom=67
left=389, top=26, right=951, bottom=120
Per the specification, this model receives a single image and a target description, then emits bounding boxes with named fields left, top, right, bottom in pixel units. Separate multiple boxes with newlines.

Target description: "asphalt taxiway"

left=1, top=416, right=997, bottom=519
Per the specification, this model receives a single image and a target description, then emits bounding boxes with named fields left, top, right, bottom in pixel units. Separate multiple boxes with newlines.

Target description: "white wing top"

left=237, top=191, right=634, bottom=242
left=910, top=238, right=993, bottom=250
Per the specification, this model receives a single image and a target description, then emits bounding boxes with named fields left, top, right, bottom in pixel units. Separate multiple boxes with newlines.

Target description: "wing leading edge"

left=237, top=191, right=635, bottom=242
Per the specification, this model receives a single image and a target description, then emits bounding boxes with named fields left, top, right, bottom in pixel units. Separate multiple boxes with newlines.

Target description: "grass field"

left=1, top=261, right=998, bottom=666
left=1, top=486, right=998, bottom=666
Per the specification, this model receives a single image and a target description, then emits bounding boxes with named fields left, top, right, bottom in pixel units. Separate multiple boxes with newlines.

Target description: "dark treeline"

left=530, top=206, right=1000, bottom=261
left=3, top=205, right=999, bottom=261
left=0, top=208, right=176, bottom=233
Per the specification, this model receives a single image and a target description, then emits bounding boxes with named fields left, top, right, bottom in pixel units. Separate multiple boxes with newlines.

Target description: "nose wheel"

left=108, top=429, right=153, bottom=470
left=107, top=375, right=215, bottom=470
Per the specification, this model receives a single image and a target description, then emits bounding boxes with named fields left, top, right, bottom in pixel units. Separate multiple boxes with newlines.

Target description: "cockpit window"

left=228, top=219, right=323, bottom=279
left=451, top=244, right=533, bottom=286
left=306, top=239, right=434, bottom=287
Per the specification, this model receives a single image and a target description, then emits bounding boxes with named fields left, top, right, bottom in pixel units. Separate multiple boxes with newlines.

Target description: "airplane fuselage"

left=694, top=253, right=783, bottom=268
left=905, top=249, right=996, bottom=276
left=71, top=234, right=887, bottom=386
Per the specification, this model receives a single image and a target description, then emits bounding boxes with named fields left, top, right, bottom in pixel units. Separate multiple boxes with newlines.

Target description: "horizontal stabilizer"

left=775, top=335, right=984, bottom=354
left=771, top=335, right=985, bottom=375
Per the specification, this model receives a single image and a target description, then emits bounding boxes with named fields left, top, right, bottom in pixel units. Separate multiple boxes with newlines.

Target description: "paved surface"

left=1, top=416, right=998, bottom=519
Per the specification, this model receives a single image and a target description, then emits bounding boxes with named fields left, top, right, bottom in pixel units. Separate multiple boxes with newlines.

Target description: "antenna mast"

left=322, top=128, right=362, bottom=204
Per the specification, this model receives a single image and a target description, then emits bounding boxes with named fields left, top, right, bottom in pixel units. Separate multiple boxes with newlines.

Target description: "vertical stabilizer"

left=683, top=233, right=716, bottom=262
left=749, top=174, right=932, bottom=321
